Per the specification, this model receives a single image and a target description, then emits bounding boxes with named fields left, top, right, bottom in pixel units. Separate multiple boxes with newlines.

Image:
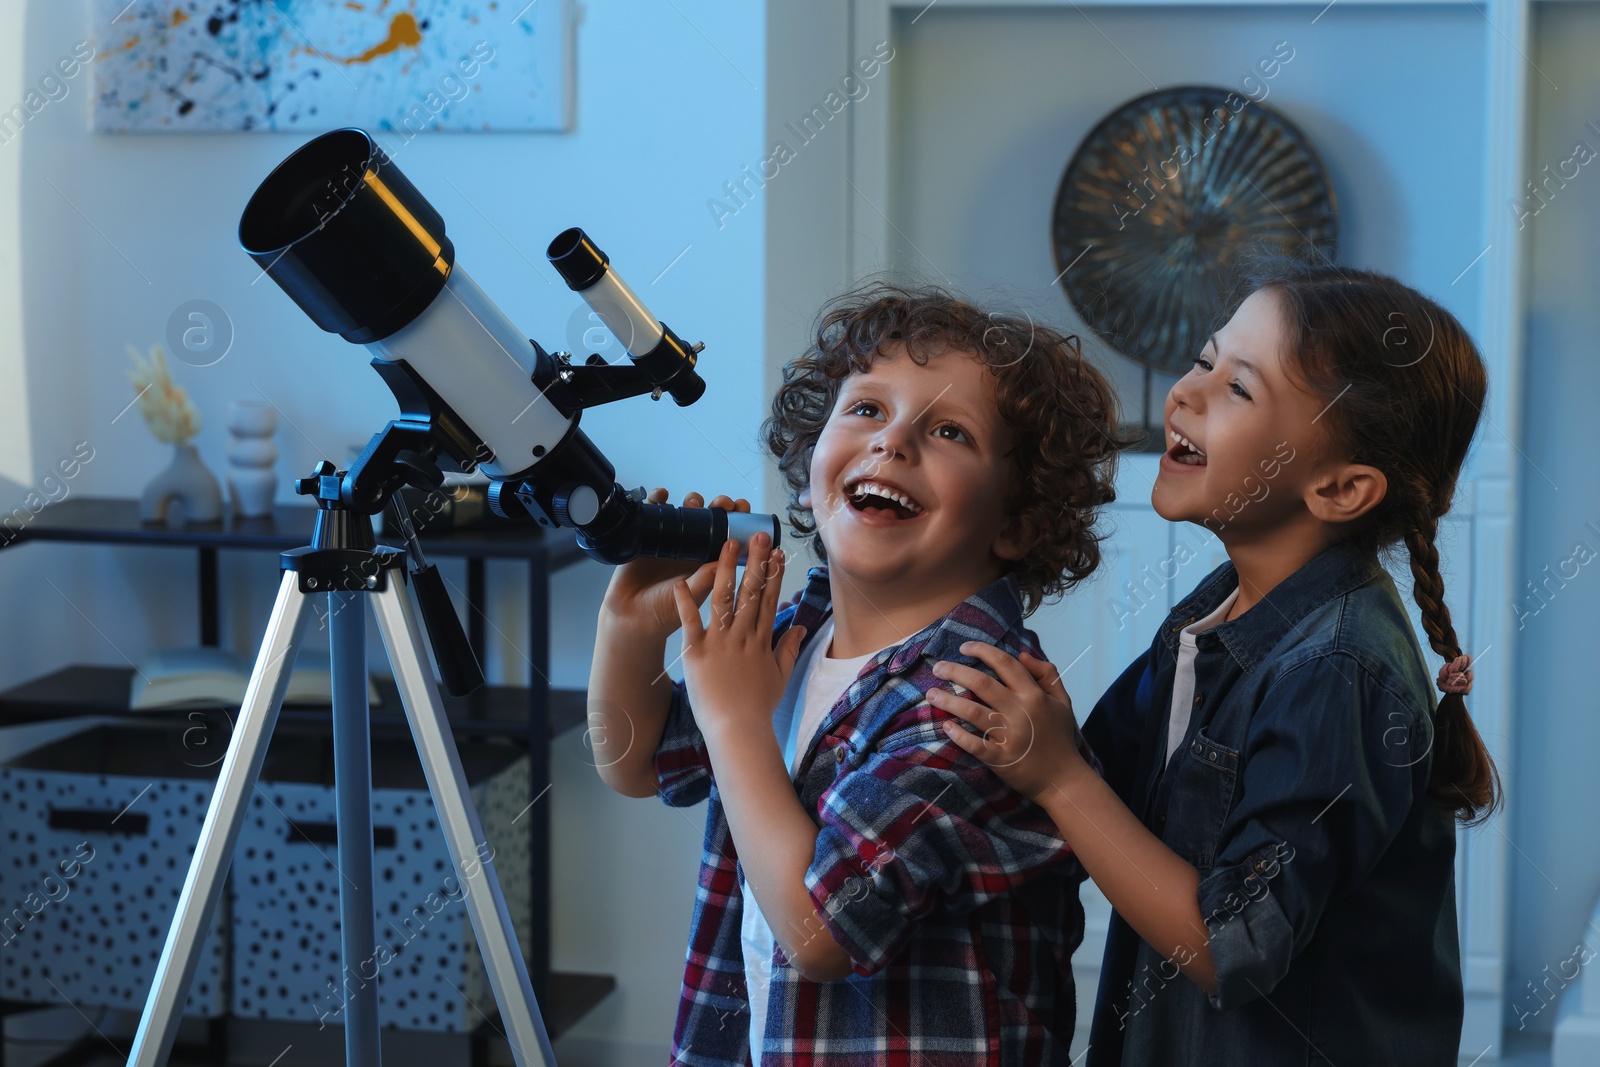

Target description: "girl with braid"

left=923, top=256, right=1497, bottom=1066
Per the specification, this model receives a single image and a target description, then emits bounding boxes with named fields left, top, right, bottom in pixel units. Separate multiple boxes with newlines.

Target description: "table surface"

left=4, top=496, right=591, bottom=566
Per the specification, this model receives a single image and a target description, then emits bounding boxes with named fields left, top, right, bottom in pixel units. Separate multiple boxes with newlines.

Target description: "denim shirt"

left=1081, top=540, right=1463, bottom=1067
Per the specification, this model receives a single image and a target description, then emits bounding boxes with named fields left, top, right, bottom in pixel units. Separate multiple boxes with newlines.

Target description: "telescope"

left=237, top=126, right=776, bottom=566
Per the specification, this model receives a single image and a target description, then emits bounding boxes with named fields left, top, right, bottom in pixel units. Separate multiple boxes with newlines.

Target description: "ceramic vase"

left=141, top=443, right=223, bottom=524
left=227, top=400, right=279, bottom=518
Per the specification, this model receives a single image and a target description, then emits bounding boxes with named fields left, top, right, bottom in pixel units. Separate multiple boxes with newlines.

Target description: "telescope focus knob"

left=552, top=484, right=601, bottom=527
left=487, top=480, right=516, bottom=520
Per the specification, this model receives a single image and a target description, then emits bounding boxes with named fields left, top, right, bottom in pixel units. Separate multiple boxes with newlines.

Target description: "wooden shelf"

left=0, top=972, right=617, bottom=1061
left=0, top=665, right=589, bottom=741
left=0, top=496, right=589, bottom=566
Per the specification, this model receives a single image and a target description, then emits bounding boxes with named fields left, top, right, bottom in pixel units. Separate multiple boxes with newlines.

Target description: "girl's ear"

left=1305, top=461, right=1387, bottom=524
left=798, top=485, right=813, bottom=509
left=992, top=511, right=1040, bottom=562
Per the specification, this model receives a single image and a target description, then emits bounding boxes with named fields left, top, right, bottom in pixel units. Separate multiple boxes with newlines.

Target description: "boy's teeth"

left=849, top=480, right=923, bottom=514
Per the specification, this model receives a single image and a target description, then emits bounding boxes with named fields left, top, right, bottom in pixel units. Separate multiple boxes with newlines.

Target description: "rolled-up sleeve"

left=802, top=713, right=1078, bottom=977
left=1198, top=652, right=1424, bottom=1008
left=653, top=679, right=711, bottom=807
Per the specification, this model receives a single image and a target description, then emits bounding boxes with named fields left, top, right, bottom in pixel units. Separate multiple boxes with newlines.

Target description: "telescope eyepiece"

left=547, top=227, right=707, bottom=406
left=547, top=227, right=609, bottom=290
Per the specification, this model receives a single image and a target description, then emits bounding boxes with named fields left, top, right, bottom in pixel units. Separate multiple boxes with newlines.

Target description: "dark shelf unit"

left=0, top=497, right=613, bottom=1063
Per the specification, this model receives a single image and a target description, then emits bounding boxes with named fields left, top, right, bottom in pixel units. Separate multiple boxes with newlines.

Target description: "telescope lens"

left=239, top=127, right=455, bottom=344
left=239, top=128, right=374, bottom=254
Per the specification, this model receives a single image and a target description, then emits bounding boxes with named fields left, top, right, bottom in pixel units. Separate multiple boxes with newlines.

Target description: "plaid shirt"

left=654, top=567, right=1098, bottom=1067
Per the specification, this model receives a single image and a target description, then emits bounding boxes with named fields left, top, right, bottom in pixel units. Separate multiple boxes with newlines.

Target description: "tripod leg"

left=128, top=572, right=313, bottom=1067
left=330, top=590, right=382, bottom=1067
left=369, top=575, right=556, bottom=1067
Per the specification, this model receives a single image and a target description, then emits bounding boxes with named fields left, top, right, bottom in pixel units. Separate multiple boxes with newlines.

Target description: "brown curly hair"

left=763, top=280, right=1137, bottom=614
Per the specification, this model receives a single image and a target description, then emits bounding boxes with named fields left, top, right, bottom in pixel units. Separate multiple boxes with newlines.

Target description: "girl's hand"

left=600, top=488, right=750, bottom=639
left=927, top=643, right=1090, bottom=806
left=672, top=531, right=806, bottom=740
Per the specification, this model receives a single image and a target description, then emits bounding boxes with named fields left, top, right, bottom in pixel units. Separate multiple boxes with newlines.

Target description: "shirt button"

left=835, top=745, right=848, bottom=764
left=1192, top=692, right=1204, bottom=707
left=1208, top=751, right=1218, bottom=762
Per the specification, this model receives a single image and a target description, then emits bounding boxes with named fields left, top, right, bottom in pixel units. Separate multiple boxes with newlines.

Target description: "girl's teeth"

left=1170, top=430, right=1205, bottom=460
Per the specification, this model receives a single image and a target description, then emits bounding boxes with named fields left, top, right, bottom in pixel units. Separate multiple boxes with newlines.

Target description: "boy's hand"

left=599, top=488, right=750, bottom=639
left=672, top=531, right=807, bottom=739
left=926, top=644, right=1091, bottom=806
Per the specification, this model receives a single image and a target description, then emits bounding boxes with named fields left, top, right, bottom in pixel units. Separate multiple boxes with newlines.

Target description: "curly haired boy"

left=588, top=281, right=1133, bottom=1066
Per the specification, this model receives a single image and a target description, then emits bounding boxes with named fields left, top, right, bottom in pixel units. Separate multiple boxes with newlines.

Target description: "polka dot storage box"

left=0, top=722, right=230, bottom=1016
left=230, top=729, right=533, bottom=1032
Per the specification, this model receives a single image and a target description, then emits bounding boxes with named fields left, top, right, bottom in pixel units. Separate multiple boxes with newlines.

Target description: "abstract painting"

left=92, top=1, right=572, bottom=133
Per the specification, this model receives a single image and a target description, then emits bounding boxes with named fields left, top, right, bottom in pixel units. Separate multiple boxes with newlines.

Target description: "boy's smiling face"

left=802, top=342, right=1031, bottom=596
left=1152, top=288, right=1340, bottom=537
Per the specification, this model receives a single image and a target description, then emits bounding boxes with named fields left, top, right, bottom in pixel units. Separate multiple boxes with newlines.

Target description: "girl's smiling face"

left=802, top=342, right=1031, bottom=592
left=1152, top=288, right=1344, bottom=538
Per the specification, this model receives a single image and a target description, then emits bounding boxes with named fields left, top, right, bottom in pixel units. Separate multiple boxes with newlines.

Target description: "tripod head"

left=291, top=459, right=483, bottom=697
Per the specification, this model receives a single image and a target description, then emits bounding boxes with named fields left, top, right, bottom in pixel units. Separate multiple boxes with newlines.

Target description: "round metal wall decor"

left=1051, top=86, right=1337, bottom=377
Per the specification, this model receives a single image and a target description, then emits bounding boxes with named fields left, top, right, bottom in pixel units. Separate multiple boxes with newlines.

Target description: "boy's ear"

left=1304, top=461, right=1387, bottom=525
left=992, top=511, right=1039, bottom=562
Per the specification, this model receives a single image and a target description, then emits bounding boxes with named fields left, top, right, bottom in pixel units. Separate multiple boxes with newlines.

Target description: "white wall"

left=763, top=0, right=854, bottom=580
left=1511, top=0, right=1600, bottom=1042
left=2, top=0, right=769, bottom=1058
left=0, top=0, right=30, bottom=487
left=885, top=3, right=1488, bottom=435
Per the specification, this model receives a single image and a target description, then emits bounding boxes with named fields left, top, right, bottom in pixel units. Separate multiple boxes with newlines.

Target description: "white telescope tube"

left=367, top=267, right=572, bottom=480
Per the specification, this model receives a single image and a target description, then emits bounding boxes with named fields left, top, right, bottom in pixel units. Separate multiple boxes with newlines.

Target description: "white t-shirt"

left=740, top=618, right=888, bottom=1065
left=1164, top=587, right=1241, bottom=769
